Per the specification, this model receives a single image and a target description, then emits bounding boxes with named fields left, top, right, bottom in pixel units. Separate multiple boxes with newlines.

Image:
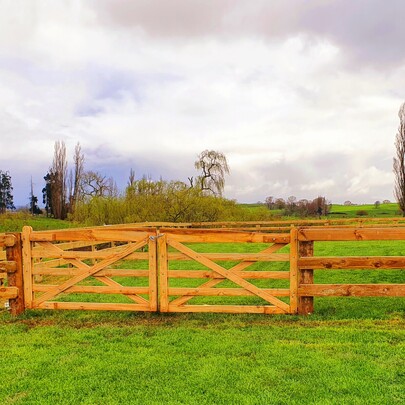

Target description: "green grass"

left=0, top=213, right=79, bottom=232
left=328, top=203, right=401, bottom=218
left=1, top=217, right=405, bottom=404
left=0, top=310, right=404, bottom=404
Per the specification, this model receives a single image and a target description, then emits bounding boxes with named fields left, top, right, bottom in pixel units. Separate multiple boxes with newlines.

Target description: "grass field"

left=1, top=233, right=405, bottom=404
left=0, top=212, right=404, bottom=404
left=328, top=202, right=401, bottom=218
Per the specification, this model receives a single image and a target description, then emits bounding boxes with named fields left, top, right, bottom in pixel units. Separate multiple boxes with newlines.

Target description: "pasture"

left=0, top=225, right=404, bottom=404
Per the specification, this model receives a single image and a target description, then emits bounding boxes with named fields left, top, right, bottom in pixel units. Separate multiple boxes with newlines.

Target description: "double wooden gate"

left=14, top=226, right=294, bottom=315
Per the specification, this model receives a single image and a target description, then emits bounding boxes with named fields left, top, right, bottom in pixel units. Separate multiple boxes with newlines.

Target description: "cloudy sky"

left=1, top=0, right=404, bottom=206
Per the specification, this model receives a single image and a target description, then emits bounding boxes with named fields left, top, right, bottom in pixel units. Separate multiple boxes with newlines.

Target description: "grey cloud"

left=94, top=0, right=405, bottom=67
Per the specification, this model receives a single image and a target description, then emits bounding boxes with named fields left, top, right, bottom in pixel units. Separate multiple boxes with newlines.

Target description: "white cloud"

left=0, top=1, right=402, bottom=206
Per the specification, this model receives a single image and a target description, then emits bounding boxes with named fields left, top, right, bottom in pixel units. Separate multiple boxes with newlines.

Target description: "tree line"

left=264, top=195, right=331, bottom=217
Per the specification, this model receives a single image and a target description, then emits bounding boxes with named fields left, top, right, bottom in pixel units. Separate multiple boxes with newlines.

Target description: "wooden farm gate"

left=157, top=228, right=294, bottom=314
left=22, top=226, right=158, bottom=312
left=15, top=226, right=296, bottom=314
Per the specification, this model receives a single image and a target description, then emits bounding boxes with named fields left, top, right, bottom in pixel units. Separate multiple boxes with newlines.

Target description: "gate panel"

left=23, top=226, right=157, bottom=311
left=159, top=229, right=292, bottom=314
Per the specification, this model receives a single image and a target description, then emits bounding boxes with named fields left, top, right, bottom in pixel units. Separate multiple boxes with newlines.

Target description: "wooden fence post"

left=5, top=233, right=25, bottom=316
left=22, top=226, right=33, bottom=309
left=298, top=240, right=314, bottom=315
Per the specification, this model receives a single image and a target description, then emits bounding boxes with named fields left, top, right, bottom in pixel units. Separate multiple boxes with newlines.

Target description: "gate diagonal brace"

left=167, top=238, right=290, bottom=313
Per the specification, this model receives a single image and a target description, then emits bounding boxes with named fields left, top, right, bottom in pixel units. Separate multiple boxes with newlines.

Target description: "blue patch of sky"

left=0, top=56, right=65, bottom=87
left=75, top=64, right=183, bottom=117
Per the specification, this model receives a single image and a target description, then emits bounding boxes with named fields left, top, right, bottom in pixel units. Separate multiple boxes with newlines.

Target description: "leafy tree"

left=193, top=150, right=230, bottom=196
left=393, top=102, right=405, bottom=216
left=0, top=171, right=15, bottom=214
left=265, top=196, right=275, bottom=209
left=42, top=172, right=53, bottom=217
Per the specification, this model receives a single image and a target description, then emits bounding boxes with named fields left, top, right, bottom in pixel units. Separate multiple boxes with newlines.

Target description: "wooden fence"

left=0, top=224, right=404, bottom=316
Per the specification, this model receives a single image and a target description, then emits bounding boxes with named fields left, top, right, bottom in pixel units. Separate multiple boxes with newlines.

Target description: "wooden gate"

left=22, top=226, right=158, bottom=311
left=157, top=228, right=294, bottom=314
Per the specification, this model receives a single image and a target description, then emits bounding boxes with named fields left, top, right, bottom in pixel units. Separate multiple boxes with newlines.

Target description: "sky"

left=1, top=0, right=405, bottom=207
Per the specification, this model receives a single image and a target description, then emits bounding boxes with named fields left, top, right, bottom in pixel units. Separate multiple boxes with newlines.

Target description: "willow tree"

left=194, top=150, right=230, bottom=196
left=394, top=102, right=405, bottom=216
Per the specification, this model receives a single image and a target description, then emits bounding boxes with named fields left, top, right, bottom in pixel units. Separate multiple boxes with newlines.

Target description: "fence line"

left=0, top=224, right=405, bottom=316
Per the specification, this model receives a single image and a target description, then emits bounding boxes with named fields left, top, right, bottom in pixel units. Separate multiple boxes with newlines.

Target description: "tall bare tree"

left=50, top=140, right=68, bottom=219
left=194, top=150, right=230, bottom=196
left=394, top=102, right=405, bottom=216
left=68, top=142, right=84, bottom=213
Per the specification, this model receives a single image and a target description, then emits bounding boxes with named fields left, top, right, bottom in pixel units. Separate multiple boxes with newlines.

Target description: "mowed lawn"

left=0, top=238, right=405, bottom=404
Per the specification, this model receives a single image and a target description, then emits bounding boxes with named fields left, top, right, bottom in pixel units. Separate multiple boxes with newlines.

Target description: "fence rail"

left=0, top=223, right=404, bottom=316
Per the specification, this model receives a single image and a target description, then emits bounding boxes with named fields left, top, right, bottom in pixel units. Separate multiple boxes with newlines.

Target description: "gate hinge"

left=149, top=234, right=165, bottom=241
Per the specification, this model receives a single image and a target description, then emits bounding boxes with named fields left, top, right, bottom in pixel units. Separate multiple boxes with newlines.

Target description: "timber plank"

left=166, top=252, right=289, bottom=261
left=0, top=286, right=18, bottom=299
left=168, top=287, right=290, bottom=297
left=32, top=268, right=149, bottom=277
left=30, top=229, right=154, bottom=242
left=167, top=304, right=286, bottom=314
left=161, top=228, right=290, bottom=244
left=299, top=284, right=405, bottom=297
left=299, top=256, right=405, bottom=269
left=298, top=227, right=405, bottom=241
left=167, top=270, right=290, bottom=279
left=37, top=302, right=153, bottom=311
left=33, top=285, right=149, bottom=294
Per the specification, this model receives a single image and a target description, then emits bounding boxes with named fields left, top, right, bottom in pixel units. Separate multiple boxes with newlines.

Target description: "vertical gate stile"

left=157, top=233, right=169, bottom=312
left=21, top=226, right=34, bottom=309
left=289, top=227, right=299, bottom=314
left=148, top=231, right=158, bottom=311
left=6, top=233, right=25, bottom=316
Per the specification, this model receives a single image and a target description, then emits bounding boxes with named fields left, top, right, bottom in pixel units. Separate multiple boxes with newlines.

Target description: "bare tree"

left=394, top=103, right=405, bottom=216
left=68, top=142, right=84, bottom=213
left=195, top=150, right=230, bottom=196
left=50, top=140, right=68, bottom=219
left=127, top=168, right=136, bottom=188
left=80, top=171, right=117, bottom=199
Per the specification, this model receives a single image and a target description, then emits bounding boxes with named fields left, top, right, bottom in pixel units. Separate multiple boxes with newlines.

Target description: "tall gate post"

left=21, top=226, right=33, bottom=309
left=5, top=233, right=25, bottom=316
left=289, top=227, right=299, bottom=314
left=298, top=239, right=314, bottom=315
left=157, top=233, right=169, bottom=313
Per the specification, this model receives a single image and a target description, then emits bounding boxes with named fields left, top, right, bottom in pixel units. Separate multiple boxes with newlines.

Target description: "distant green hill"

left=239, top=202, right=402, bottom=219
